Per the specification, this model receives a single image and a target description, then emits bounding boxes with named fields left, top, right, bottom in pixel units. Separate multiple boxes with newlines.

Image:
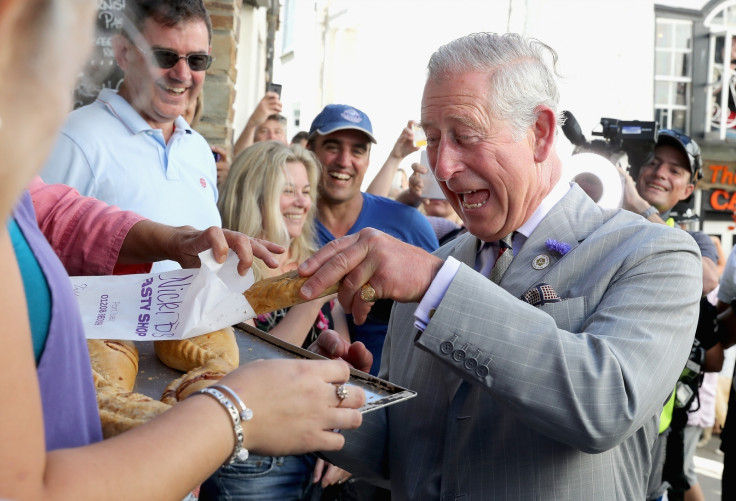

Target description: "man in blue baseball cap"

left=306, top=102, right=438, bottom=498
left=307, top=104, right=438, bottom=373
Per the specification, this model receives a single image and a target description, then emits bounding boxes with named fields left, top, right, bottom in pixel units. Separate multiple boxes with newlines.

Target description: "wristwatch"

left=640, top=206, right=658, bottom=219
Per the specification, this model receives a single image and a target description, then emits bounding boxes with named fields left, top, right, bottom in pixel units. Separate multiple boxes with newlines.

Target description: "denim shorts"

left=199, top=453, right=319, bottom=501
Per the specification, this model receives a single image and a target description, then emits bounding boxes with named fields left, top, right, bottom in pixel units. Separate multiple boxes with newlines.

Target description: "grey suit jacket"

left=329, top=185, right=702, bottom=500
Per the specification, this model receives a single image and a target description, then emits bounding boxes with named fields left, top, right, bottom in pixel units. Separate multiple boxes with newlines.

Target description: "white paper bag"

left=70, top=250, right=255, bottom=340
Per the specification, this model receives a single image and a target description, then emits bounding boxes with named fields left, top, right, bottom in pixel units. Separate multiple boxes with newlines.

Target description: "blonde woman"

left=218, top=140, right=347, bottom=349
left=203, top=140, right=350, bottom=501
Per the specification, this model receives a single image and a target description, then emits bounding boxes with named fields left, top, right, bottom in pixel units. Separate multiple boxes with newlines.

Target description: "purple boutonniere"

left=545, top=238, right=572, bottom=257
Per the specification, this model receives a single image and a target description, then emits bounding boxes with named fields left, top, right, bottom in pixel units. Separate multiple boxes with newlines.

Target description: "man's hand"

left=297, top=228, right=444, bottom=324
left=389, top=120, right=420, bottom=161
left=312, top=458, right=352, bottom=488
left=121, top=221, right=284, bottom=275
left=308, top=330, right=373, bottom=373
left=248, top=91, right=282, bottom=129
left=615, top=165, right=651, bottom=214
left=166, top=226, right=283, bottom=275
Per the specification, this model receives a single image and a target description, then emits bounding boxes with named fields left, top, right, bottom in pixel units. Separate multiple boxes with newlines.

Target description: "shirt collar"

left=516, top=178, right=570, bottom=239
left=96, top=88, right=192, bottom=136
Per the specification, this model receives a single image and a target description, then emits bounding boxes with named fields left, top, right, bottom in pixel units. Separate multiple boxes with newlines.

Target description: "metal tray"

left=135, top=323, right=416, bottom=414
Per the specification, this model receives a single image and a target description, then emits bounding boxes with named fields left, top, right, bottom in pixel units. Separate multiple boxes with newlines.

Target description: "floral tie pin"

left=532, top=239, right=572, bottom=270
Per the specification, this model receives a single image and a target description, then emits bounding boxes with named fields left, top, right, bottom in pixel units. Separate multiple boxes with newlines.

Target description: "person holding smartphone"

left=233, top=85, right=289, bottom=157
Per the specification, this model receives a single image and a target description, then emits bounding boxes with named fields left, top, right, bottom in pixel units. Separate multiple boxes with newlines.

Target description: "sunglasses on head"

left=147, top=48, right=214, bottom=71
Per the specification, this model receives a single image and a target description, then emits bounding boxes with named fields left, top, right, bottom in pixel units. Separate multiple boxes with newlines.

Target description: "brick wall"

left=198, top=0, right=243, bottom=156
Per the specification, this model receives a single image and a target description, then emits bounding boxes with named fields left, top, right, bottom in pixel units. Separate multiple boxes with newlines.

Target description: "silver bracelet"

left=193, top=387, right=249, bottom=464
left=211, top=384, right=254, bottom=423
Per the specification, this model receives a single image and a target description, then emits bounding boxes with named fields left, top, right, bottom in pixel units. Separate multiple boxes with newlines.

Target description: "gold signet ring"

left=360, top=283, right=377, bottom=302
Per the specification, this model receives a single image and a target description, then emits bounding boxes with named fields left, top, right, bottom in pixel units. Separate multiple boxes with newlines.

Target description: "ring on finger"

left=360, top=283, right=377, bottom=303
left=335, top=384, right=349, bottom=404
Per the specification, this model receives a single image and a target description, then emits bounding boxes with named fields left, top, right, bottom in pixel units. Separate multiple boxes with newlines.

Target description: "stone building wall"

left=199, top=0, right=243, bottom=156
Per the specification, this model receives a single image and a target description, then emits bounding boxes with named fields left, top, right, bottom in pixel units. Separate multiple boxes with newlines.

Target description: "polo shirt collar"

left=96, top=88, right=192, bottom=136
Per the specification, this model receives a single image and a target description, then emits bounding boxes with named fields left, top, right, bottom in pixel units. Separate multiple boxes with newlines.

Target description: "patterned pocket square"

left=520, top=283, right=563, bottom=307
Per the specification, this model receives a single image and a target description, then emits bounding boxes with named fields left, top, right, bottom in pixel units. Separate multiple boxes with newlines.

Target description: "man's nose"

left=432, top=138, right=462, bottom=181
left=336, top=148, right=352, bottom=167
left=169, top=57, right=191, bottom=81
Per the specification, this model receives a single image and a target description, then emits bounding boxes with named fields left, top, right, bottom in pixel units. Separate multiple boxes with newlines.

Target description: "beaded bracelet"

left=193, top=387, right=249, bottom=464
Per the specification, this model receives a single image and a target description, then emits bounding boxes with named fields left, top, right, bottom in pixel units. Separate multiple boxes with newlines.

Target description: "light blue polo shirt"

left=41, top=88, right=221, bottom=272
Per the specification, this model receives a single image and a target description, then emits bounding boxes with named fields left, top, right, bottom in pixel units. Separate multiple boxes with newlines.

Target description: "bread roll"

left=87, top=339, right=139, bottom=392
left=154, top=326, right=239, bottom=372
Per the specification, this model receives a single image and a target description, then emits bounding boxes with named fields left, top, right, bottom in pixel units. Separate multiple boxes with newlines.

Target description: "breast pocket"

left=538, top=296, right=587, bottom=332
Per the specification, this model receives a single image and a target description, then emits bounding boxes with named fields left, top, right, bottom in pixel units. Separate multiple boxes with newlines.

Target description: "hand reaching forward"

left=219, top=359, right=365, bottom=456
left=308, top=330, right=373, bottom=374
left=298, top=228, right=445, bottom=324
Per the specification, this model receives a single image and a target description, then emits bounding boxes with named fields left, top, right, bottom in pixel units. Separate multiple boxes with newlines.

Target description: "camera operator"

left=618, top=130, right=721, bottom=501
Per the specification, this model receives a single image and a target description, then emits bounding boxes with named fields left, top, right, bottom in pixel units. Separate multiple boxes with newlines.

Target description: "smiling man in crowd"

left=41, top=0, right=220, bottom=272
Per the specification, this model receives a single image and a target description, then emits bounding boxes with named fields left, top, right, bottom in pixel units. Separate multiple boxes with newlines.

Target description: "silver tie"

left=489, top=233, right=514, bottom=284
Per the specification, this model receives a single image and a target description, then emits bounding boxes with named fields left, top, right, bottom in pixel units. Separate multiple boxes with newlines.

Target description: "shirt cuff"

left=414, top=256, right=462, bottom=331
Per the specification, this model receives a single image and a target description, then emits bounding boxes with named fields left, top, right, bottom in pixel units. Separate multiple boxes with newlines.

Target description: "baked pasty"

left=243, top=269, right=339, bottom=315
left=160, top=357, right=233, bottom=404
left=96, top=385, right=171, bottom=438
left=153, top=326, right=239, bottom=372
left=88, top=339, right=139, bottom=392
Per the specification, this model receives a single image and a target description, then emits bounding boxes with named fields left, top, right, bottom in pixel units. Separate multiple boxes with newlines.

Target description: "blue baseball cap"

left=308, top=104, right=377, bottom=143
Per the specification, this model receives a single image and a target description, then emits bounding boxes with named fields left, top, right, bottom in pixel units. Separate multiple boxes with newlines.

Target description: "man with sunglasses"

left=619, top=130, right=722, bottom=501
left=41, top=0, right=220, bottom=273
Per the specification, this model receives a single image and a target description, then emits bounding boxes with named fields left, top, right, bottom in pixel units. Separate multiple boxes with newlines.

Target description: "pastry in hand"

left=243, top=269, right=339, bottom=315
left=154, top=326, right=239, bottom=372
left=161, top=357, right=233, bottom=405
left=87, top=339, right=139, bottom=392
left=96, top=385, right=171, bottom=438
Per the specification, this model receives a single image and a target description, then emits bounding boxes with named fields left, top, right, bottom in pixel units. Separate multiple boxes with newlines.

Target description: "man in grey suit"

left=299, top=32, right=702, bottom=500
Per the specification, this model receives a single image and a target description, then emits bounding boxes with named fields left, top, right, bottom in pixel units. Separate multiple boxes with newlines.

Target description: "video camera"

left=562, top=111, right=659, bottom=178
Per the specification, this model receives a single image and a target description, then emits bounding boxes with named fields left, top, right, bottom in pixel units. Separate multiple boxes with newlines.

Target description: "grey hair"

left=427, top=32, right=563, bottom=141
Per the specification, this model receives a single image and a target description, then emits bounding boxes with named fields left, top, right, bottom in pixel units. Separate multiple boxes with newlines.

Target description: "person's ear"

left=681, top=182, right=695, bottom=201
left=532, top=106, right=556, bottom=163
left=112, top=34, right=131, bottom=71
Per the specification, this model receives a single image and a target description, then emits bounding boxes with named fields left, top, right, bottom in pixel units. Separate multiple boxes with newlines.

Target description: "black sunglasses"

left=147, top=48, right=214, bottom=71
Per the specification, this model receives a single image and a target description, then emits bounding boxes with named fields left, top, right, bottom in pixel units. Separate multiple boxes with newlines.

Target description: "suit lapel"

left=500, top=185, right=605, bottom=297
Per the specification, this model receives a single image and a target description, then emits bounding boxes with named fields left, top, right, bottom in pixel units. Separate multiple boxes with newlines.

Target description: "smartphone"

left=267, top=82, right=282, bottom=98
left=419, top=150, right=445, bottom=200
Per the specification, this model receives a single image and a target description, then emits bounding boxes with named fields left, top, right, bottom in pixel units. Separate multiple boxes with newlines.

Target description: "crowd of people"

left=4, top=0, right=736, bottom=500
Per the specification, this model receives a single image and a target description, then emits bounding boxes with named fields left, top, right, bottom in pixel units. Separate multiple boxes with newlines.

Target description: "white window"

left=704, top=1, right=736, bottom=138
left=654, top=18, right=693, bottom=132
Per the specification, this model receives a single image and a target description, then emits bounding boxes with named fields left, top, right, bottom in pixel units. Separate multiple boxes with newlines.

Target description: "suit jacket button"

left=452, top=349, right=466, bottom=362
left=441, top=492, right=455, bottom=501
left=440, top=341, right=454, bottom=354
left=464, top=358, right=478, bottom=370
left=476, top=365, right=489, bottom=377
